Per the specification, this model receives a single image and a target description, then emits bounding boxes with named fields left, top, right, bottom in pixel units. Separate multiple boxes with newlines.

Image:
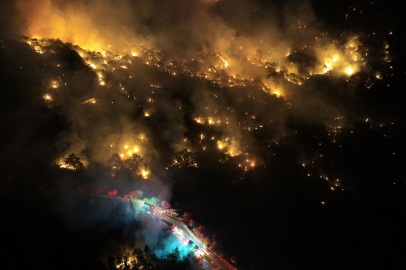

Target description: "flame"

left=140, top=168, right=150, bottom=179
left=219, top=55, right=229, bottom=68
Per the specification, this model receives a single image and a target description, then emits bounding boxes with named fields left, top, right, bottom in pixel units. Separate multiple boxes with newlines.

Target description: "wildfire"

left=51, top=80, right=59, bottom=88
left=218, top=55, right=229, bottom=68
left=81, top=98, right=99, bottom=104
left=18, top=20, right=390, bottom=187
left=217, top=140, right=240, bottom=157
left=141, top=168, right=150, bottom=179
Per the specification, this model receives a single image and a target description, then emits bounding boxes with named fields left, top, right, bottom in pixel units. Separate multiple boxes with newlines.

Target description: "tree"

left=108, top=153, right=123, bottom=170
left=161, top=201, right=171, bottom=208
left=144, top=245, right=150, bottom=253
left=122, top=256, right=130, bottom=270
left=123, top=154, right=143, bottom=171
left=75, top=186, right=87, bottom=194
left=108, top=190, right=117, bottom=196
left=167, top=246, right=181, bottom=263
left=95, top=186, right=106, bottom=194
left=209, top=240, right=217, bottom=249
left=173, top=149, right=199, bottom=168
left=64, top=153, right=84, bottom=170
left=183, top=211, right=191, bottom=221
left=143, top=197, right=158, bottom=206
left=149, top=252, right=159, bottom=264
left=193, top=225, right=206, bottom=239
left=193, top=225, right=214, bottom=247
left=135, top=190, right=143, bottom=199
left=129, top=190, right=142, bottom=198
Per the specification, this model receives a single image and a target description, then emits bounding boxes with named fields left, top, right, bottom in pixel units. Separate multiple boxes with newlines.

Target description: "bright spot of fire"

left=51, top=80, right=59, bottom=88
left=81, top=98, right=98, bottom=104
left=141, top=169, right=150, bottom=179
left=346, top=67, right=354, bottom=75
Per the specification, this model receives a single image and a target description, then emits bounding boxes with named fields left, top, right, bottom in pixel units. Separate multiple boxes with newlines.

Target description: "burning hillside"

left=11, top=23, right=393, bottom=191
left=0, top=0, right=405, bottom=269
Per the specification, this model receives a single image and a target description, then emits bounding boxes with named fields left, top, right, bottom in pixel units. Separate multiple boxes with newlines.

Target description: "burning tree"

left=108, top=153, right=146, bottom=177
left=108, top=153, right=123, bottom=170
left=64, top=153, right=84, bottom=171
left=123, top=154, right=143, bottom=171
left=172, top=149, right=199, bottom=168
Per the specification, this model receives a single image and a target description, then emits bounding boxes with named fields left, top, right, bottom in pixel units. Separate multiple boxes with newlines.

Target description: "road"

left=89, top=195, right=236, bottom=269
left=155, top=210, right=236, bottom=270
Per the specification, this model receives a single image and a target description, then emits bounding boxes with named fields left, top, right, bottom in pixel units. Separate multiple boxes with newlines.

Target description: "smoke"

left=0, top=0, right=392, bottom=176
left=0, top=1, right=401, bottom=268
left=7, top=0, right=351, bottom=66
